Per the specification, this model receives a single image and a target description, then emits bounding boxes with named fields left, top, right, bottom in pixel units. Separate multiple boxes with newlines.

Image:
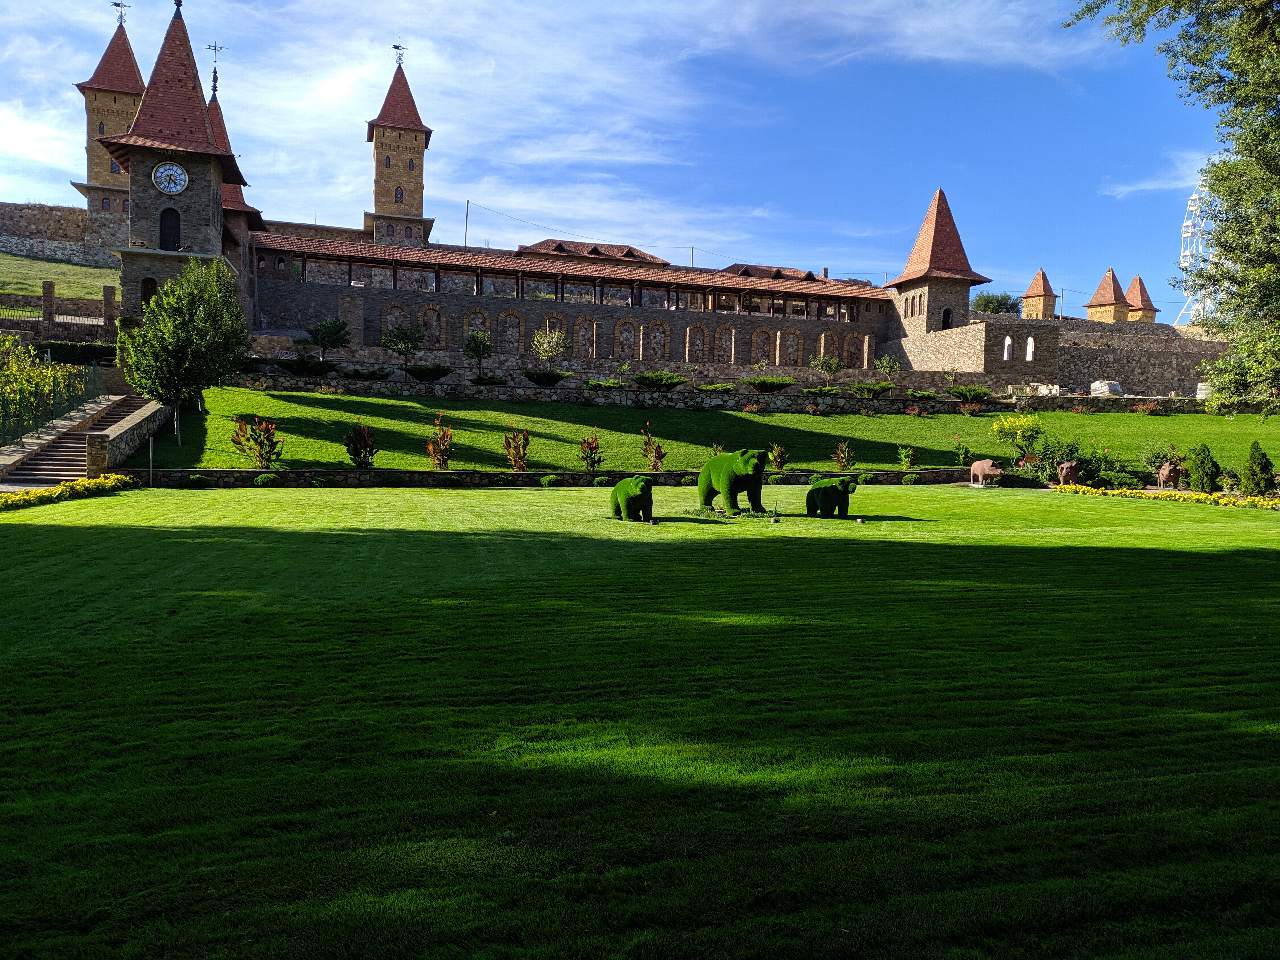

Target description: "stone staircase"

left=5, top=396, right=150, bottom=487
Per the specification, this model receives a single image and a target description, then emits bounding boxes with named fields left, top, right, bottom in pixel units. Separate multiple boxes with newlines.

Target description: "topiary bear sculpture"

left=611, top=475, right=654, bottom=522
left=806, top=477, right=857, bottom=518
left=698, top=448, right=768, bottom=514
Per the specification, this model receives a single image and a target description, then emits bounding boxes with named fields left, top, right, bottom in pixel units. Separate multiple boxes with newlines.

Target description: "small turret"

left=1021, top=269, right=1057, bottom=320
left=1084, top=268, right=1130, bottom=323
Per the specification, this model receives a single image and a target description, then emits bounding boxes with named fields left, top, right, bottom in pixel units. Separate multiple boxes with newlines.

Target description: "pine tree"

left=1240, top=440, right=1276, bottom=496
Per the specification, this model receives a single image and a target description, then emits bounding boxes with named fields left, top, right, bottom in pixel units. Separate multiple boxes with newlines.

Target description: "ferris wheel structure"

left=1175, top=178, right=1214, bottom=326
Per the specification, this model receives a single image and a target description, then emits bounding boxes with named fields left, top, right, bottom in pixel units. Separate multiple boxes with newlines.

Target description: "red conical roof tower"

left=1022, top=268, right=1055, bottom=299
left=1125, top=275, right=1159, bottom=313
left=888, top=189, right=990, bottom=288
left=1084, top=267, right=1127, bottom=307
left=102, top=1, right=245, bottom=184
left=207, top=74, right=264, bottom=230
left=77, top=22, right=146, bottom=96
left=367, top=64, right=433, bottom=143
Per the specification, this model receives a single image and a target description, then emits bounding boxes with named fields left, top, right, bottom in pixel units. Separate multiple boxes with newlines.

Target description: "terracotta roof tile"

left=253, top=232, right=892, bottom=300
left=208, top=94, right=264, bottom=230
left=1084, top=267, right=1127, bottom=307
left=1022, top=268, right=1054, bottom=299
left=888, top=188, right=990, bottom=288
left=723, top=263, right=818, bottom=282
left=77, top=23, right=145, bottom=96
left=101, top=7, right=245, bottom=185
left=1125, top=275, right=1159, bottom=312
left=517, top=239, right=668, bottom=265
left=367, top=64, right=432, bottom=143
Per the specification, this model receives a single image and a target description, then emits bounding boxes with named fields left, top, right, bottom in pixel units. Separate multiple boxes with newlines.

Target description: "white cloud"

left=1102, top=150, right=1210, bottom=199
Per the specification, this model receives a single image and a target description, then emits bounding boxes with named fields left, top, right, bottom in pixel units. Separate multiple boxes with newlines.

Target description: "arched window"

left=403, top=226, right=413, bottom=240
left=97, top=121, right=105, bottom=136
left=1002, top=335, right=1013, bottom=362
left=256, top=256, right=265, bottom=270
left=101, top=197, right=111, bottom=211
left=140, top=277, right=158, bottom=306
left=1026, top=336, right=1036, bottom=362
left=394, top=186, right=404, bottom=204
left=158, top=208, right=181, bottom=251
left=408, top=158, right=415, bottom=171
left=276, top=257, right=286, bottom=270
left=387, top=224, right=397, bottom=238
left=384, top=155, right=391, bottom=168
left=942, top=307, right=953, bottom=327
left=110, top=160, right=121, bottom=174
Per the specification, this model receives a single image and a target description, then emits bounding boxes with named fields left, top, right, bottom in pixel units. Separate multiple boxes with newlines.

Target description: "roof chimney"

left=822, top=267, right=829, bottom=279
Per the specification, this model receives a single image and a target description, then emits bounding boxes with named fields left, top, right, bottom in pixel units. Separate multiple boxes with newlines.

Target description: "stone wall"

left=1054, top=319, right=1224, bottom=395
left=0, top=202, right=116, bottom=268
left=262, top=220, right=373, bottom=244
left=85, top=399, right=170, bottom=478
left=881, top=322, right=987, bottom=373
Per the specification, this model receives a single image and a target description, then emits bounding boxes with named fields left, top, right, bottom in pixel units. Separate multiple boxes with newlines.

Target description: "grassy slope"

left=0, top=252, right=120, bottom=300
left=139, top=386, right=1280, bottom=473
left=1, top=486, right=1277, bottom=958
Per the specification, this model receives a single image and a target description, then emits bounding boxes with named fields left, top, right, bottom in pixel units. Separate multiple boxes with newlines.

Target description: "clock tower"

left=101, top=0, right=248, bottom=318
left=363, top=56, right=434, bottom=247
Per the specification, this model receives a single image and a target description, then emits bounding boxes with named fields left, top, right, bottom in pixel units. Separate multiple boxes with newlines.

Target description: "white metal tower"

left=1175, top=178, right=1213, bottom=326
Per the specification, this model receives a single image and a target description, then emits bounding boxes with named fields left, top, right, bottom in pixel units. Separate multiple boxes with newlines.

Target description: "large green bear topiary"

left=698, top=449, right=768, bottom=514
left=611, top=475, right=654, bottom=522
left=806, top=477, right=857, bottom=518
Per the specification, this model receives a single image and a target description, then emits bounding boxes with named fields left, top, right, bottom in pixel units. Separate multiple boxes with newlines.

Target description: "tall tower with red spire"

left=72, top=16, right=145, bottom=239
left=101, top=0, right=248, bottom=317
left=886, top=189, right=990, bottom=337
left=364, top=56, right=434, bottom=247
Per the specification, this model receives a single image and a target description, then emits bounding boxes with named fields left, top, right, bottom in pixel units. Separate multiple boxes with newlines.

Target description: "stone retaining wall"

left=86, top=400, right=171, bottom=478
left=122, top=466, right=968, bottom=489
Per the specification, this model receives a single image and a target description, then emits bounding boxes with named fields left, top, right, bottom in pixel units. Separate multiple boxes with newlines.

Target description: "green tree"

left=382, top=320, right=426, bottom=372
left=808, top=353, right=842, bottom=385
left=531, top=327, right=567, bottom=368
left=1240, top=440, right=1276, bottom=496
left=301, top=315, right=351, bottom=363
left=1185, top=442, right=1222, bottom=493
left=464, top=329, right=494, bottom=378
left=972, top=292, right=1021, bottom=315
left=1069, top=2, right=1280, bottom=413
left=117, top=259, right=248, bottom=444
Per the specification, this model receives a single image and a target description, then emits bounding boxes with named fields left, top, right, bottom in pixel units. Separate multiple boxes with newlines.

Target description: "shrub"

left=530, top=328, right=568, bottom=367
left=633, top=371, right=688, bottom=391
left=1186, top=443, right=1221, bottom=493
left=1142, top=442, right=1186, bottom=473
left=680, top=474, right=697, bottom=486
left=407, top=364, right=452, bottom=383
left=770, top=443, right=789, bottom=472
left=585, top=378, right=625, bottom=390
left=958, top=402, right=984, bottom=417
left=640, top=421, right=666, bottom=471
left=381, top=320, right=426, bottom=371
left=845, top=380, right=894, bottom=399
left=298, top=315, right=350, bottom=362
left=901, top=473, right=920, bottom=486
left=230, top=417, right=284, bottom=470
left=1100, top=470, right=1144, bottom=490
left=1131, top=400, right=1165, bottom=415
left=904, top=388, right=937, bottom=401
left=802, top=385, right=841, bottom=397
left=873, top=355, right=902, bottom=375
left=424, top=414, right=453, bottom=470
left=592, top=476, right=612, bottom=488
left=523, top=368, right=572, bottom=387
left=948, top=385, right=992, bottom=402
left=808, top=353, right=843, bottom=384
left=740, top=375, right=796, bottom=394
left=504, top=428, right=531, bottom=472
left=742, top=402, right=764, bottom=414
left=856, top=472, right=875, bottom=485
left=991, top=414, right=1044, bottom=460
left=710, top=443, right=725, bottom=456
left=0, top=473, right=138, bottom=512
left=767, top=474, right=785, bottom=485
left=697, top=382, right=735, bottom=393
left=897, top=446, right=917, bottom=470
left=1057, top=485, right=1280, bottom=511
left=463, top=329, right=494, bottom=377
left=832, top=439, right=855, bottom=471
left=953, top=441, right=974, bottom=466
left=343, top=424, right=378, bottom=469
left=578, top=434, right=604, bottom=477
left=253, top=472, right=282, bottom=488
left=539, top=474, right=560, bottom=488
left=1, top=336, right=91, bottom=444
left=1240, top=441, right=1276, bottom=497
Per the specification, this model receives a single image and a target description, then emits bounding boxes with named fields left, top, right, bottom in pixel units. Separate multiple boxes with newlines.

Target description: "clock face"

left=152, top=162, right=189, bottom=195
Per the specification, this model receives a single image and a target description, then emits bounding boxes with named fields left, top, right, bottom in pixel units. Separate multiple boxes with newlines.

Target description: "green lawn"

left=140, top=386, right=1280, bottom=473
left=1, top=486, right=1277, bottom=958
left=0, top=252, right=119, bottom=300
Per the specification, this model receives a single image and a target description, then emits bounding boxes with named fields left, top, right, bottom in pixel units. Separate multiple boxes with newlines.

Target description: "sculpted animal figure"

left=1157, top=462, right=1182, bottom=490
left=806, top=477, right=858, bottom=518
left=610, top=476, right=654, bottom=522
left=970, top=459, right=1003, bottom=487
left=1057, top=460, right=1079, bottom=486
left=698, top=448, right=768, bottom=514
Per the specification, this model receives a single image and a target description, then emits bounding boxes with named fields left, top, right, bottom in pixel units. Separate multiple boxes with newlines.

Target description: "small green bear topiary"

left=611, top=476, right=654, bottom=522
left=698, top=449, right=768, bottom=515
left=805, top=477, right=857, bottom=518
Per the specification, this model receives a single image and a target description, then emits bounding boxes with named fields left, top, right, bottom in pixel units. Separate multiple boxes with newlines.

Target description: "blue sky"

left=0, top=0, right=1216, bottom=320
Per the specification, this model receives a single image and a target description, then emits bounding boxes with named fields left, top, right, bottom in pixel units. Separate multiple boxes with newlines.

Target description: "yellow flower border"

left=1056, top=484, right=1280, bottom=511
left=0, top=474, right=139, bottom=512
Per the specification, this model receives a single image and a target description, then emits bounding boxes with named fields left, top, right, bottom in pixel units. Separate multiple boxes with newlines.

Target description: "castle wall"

left=263, top=220, right=372, bottom=244
left=0, top=202, right=117, bottom=267
left=1055, top=320, right=1223, bottom=395
left=880, top=322, right=987, bottom=373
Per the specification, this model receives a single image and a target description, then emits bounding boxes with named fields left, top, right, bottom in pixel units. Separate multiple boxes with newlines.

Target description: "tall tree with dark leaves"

left=1069, top=1, right=1280, bottom=412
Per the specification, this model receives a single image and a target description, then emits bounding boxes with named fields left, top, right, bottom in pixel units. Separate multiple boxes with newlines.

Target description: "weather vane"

left=207, top=42, right=225, bottom=95
left=111, top=1, right=129, bottom=25
left=392, top=43, right=406, bottom=66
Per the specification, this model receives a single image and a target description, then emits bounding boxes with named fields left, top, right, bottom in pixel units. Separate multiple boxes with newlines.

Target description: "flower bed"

left=0, top=473, right=137, bottom=511
left=1055, top=484, right=1280, bottom=511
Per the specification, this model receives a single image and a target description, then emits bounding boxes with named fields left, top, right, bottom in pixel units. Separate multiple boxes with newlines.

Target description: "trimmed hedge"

left=0, top=474, right=138, bottom=512
left=740, top=376, right=796, bottom=394
left=1056, top=484, right=1280, bottom=511
left=632, top=371, right=688, bottom=391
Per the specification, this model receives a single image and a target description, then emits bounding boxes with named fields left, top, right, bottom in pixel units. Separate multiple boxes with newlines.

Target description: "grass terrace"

left=1, top=485, right=1278, bottom=957
left=135, top=386, right=1280, bottom=473
left=0, top=252, right=120, bottom=300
